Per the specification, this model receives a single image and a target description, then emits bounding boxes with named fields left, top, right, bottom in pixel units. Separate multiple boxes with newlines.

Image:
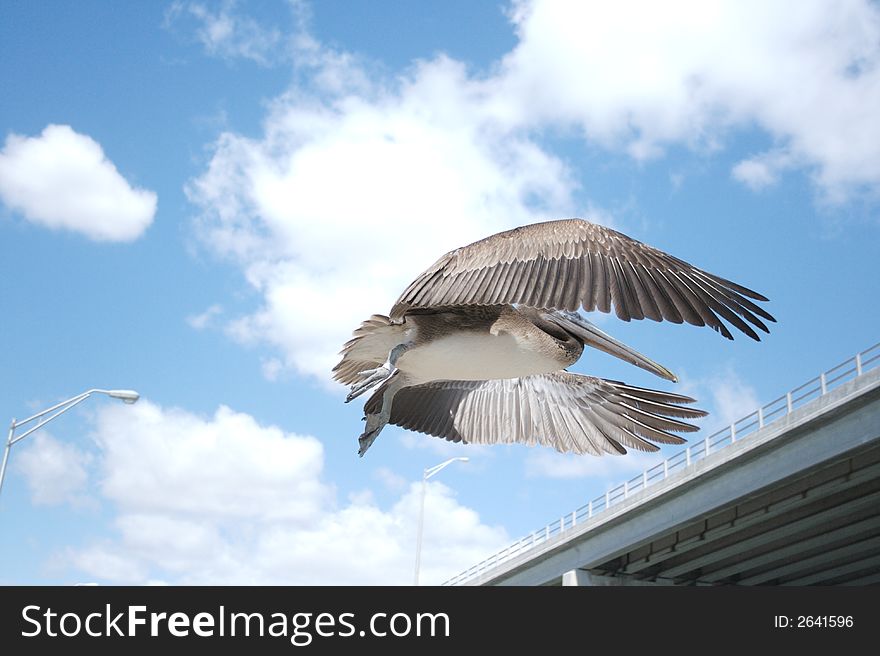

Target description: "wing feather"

left=379, top=372, right=705, bottom=455
left=389, top=218, right=774, bottom=340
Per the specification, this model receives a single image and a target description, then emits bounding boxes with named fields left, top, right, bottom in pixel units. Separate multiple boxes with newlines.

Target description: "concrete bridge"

left=445, top=343, right=880, bottom=586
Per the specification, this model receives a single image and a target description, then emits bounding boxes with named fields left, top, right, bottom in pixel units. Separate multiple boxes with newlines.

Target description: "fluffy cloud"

left=93, top=401, right=329, bottom=521
left=0, top=124, right=156, bottom=241
left=68, top=400, right=506, bottom=585
left=674, top=365, right=761, bottom=435
left=184, top=0, right=880, bottom=385
left=525, top=449, right=666, bottom=480
left=188, top=54, right=577, bottom=382
left=398, top=430, right=490, bottom=459
left=186, top=303, right=224, bottom=330
left=499, top=0, right=880, bottom=200
left=165, top=0, right=284, bottom=66
left=705, top=369, right=761, bottom=429
left=15, top=432, right=92, bottom=507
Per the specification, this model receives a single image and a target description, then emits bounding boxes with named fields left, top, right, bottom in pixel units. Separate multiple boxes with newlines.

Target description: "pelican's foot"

left=358, top=426, right=380, bottom=457
left=346, top=365, right=392, bottom=403
left=357, top=411, right=389, bottom=457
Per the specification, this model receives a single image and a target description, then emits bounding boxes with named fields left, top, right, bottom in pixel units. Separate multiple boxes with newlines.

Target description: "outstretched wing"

left=389, top=218, right=775, bottom=340
left=365, top=371, right=706, bottom=456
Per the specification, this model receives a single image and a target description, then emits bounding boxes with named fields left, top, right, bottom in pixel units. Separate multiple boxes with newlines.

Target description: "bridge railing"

left=442, top=341, right=880, bottom=585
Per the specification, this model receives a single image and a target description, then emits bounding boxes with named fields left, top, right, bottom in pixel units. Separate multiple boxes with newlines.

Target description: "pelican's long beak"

left=550, top=311, right=678, bottom=382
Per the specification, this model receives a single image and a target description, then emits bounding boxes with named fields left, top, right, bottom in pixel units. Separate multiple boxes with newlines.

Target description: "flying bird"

left=333, top=218, right=774, bottom=457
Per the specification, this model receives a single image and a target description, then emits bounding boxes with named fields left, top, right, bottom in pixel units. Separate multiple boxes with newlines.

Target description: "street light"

left=414, top=456, right=469, bottom=586
left=0, top=388, right=140, bottom=500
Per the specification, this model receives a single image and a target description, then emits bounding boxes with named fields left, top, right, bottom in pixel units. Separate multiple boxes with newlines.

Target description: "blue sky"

left=1, top=0, right=878, bottom=585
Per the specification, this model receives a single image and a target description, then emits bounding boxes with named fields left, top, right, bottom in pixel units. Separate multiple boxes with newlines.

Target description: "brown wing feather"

left=389, top=218, right=775, bottom=340
left=365, top=372, right=706, bottom=456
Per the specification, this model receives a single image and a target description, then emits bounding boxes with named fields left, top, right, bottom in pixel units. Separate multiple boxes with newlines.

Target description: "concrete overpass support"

left=562, top=569, right=672, bottom=586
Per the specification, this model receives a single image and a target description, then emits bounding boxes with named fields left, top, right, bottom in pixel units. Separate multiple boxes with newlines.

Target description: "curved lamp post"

left=414, top=456, right=469, bottom=586
left=0, top=388, right=140, bottom=501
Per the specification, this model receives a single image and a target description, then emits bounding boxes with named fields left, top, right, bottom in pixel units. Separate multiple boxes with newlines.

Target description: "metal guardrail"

left=442, top=341, right=880, bottom=585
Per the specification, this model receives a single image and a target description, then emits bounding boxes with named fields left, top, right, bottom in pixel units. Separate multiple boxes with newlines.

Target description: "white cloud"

left=93, top=401, right=328, bottom=521
left=374, top=466, right=407, bottom=492
left=0, top=124, right=156, bottom=241
left=499, top=0, right=880, bottom=201
left=731, top=158, right=780, bottom=191
left=186, top=303, right=223, bottom=330
left=706, top=369, right=761, bottom=429
left=69, top=543, right=150, bottom=583
left=397, top=431, right=491, bottom=460
left=188, top=51, right=577, bottom=383
left=165, top=0, right=284, bottom=66
left=15, top=432, right=93, bottom=507
left=67, top=400, right=506, bottom=585
left=185, top=0, right=880, bottom=386
left=260, top=357, right=284, bottom=381
left=731, top=150, right=795, bottom=190
left=676, top=365, right=761, bottom=434
left=525, top=449, right=666, bottom=480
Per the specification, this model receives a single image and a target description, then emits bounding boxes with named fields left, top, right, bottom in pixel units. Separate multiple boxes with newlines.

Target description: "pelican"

left=333, top=218, right=774, bottom=457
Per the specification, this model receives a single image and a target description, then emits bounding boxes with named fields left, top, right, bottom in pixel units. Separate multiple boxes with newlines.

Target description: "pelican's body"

left=334, top=218, right=775, bottom=457
left=396, top=306, right=580, bottom=383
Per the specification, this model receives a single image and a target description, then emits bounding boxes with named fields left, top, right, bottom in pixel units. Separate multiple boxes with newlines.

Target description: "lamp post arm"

left=11, top=390, right=95, bottom=430
left=1, top=388, right=139, bottom=503
left=9, top=394, right=92, bottom=446
left=1, top=393, right=94, bottom=498
left=424, top=457, right=462, bottom=480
